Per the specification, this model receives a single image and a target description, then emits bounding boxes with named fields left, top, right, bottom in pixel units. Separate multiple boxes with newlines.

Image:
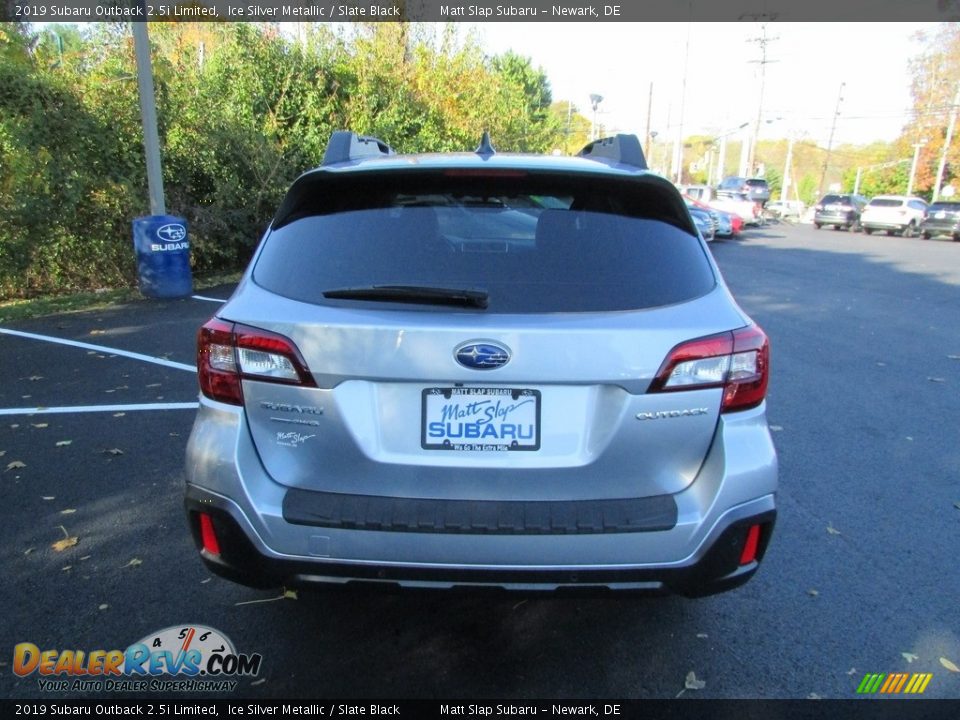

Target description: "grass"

left=0, top=272, right=242, bottom=324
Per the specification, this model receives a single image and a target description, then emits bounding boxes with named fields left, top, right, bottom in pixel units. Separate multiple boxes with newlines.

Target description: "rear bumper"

left=184, top=399, right=778, bottom=597
left=186, top=492, right=774, bottom=597
left=815, top=211, right=856, bottom=225
left=920, top=221, right=960, bottom=236
left=862, top=220, right=909, bottom=231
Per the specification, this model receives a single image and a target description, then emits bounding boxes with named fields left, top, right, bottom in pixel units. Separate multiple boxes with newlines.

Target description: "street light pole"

left=132, top=21, right=165, bottom=216
left=589, top=93, right=604, bottom=141
left=907, top=140, right=927, bottom=196
left=933, top=83, right=960, bottom=202
left=817, top=81, right=845, bottom=199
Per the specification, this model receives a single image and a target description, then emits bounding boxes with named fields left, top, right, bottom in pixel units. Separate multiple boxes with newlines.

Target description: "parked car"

left=766, top=200, right=805, bottom=221
left=920, top=201, right=960, bottom=241
left=688, top=206, right=717, bottom=242
left=712, top=191, right=762, bottom=226
left=685, top=195, right=737, bottom=237
left=718, top=177, right=771, bottom=206
left=860, top=195, right=928, bottom=237
left=813, top=194, right=867, bottom=231
left=186, top=131, right=777, bottom=597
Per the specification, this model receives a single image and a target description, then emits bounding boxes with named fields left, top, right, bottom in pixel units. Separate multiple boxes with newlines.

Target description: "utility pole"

left=933, top=82, right=960, bottom=202
left=644, top=82, right=654, bottom=161
left=907, top=140, right=927, bottom=196
left=747, top=23, right=778, bottom=177
left=675, top=19, right=692, bottom=184
left=817, top=81, right=845, bottom=198
left=132, top=20, right=165, bottom=216
left=781, top=137, right=794, bottom=202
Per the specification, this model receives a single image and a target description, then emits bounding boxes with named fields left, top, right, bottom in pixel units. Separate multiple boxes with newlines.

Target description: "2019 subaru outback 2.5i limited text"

left=185, top=132, right=777, bottom=597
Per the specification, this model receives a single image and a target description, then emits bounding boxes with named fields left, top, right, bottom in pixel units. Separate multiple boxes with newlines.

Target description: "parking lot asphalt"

left=1, top=226, right=958, bottom=701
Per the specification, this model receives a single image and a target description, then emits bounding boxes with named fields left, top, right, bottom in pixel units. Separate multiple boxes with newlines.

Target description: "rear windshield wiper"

left=323, top=285, right=489, bottom=309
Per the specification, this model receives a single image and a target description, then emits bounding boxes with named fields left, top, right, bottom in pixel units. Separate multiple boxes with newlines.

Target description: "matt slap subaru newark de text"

left=441, top=705, right=624, bottom=716
left=439, top=5, right=623, bottom=17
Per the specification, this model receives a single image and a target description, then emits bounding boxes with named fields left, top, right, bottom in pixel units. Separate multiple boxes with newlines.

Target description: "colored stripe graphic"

left=858, top=672, right=932, bottom=694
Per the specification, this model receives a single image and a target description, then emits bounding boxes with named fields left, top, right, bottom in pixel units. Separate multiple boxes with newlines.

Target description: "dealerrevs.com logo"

left=13, top=625, right=262, bottom=693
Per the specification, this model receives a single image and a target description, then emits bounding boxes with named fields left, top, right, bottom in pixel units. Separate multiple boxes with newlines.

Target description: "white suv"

left=861, top=195, right=928, bottom=237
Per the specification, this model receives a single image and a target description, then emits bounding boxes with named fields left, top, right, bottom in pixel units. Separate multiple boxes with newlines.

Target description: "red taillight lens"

left=650, top=325, right=770, bottom=413
left=199, top=513, right=221, bottom=556
left=198, top=319, right=242, bottom=405
left=197, top=318, right=316, bottom=406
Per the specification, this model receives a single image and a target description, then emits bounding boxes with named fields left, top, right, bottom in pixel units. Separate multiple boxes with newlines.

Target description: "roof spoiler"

left=322, top=131, right=395, bottom=166
left=578, top=134, right=647, bottom=170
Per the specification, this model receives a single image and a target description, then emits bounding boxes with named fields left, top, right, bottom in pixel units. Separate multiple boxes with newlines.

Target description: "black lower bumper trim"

left=185, top=497, right=775, bottom=597
left=282, top=488, right=678, bottom=535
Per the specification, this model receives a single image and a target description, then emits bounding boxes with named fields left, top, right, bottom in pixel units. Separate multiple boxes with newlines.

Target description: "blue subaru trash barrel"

left=132, top=215, right=193, bottom=298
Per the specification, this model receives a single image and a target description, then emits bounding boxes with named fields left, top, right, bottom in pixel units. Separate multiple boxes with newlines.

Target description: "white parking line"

left=192, top=295, right=226, bottom=304
left=0, top=402, right=199, bottom=416
left=0, top=327, right=195, bottom=373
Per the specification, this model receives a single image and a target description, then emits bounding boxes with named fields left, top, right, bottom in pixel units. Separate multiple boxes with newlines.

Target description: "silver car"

left=186, top=132, right=777, bottom=596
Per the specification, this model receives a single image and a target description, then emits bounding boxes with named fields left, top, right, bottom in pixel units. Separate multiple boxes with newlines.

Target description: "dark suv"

left=813, top=193, right=867, bottom=231
left=920, top=201, right=960, bottom=241
left=718, top=177, right=771, bottom=206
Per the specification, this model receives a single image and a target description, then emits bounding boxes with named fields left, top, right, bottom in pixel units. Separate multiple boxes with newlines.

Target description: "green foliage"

left=0, top=22, right=567, bottom=298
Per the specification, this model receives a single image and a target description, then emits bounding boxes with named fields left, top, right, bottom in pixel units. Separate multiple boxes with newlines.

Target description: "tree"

left=901, top=24, right=960, bottom=196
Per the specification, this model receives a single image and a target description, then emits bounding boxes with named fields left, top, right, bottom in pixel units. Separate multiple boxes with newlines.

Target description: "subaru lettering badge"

left=455, top=342, right=511, bottom=370
left=157, top=223, right=186, bottom=242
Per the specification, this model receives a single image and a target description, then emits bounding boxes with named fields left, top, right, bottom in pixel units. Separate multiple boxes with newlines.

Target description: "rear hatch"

left=223, top=167, right=753, bottom=502
left=863, top=197, right=907, bottom=223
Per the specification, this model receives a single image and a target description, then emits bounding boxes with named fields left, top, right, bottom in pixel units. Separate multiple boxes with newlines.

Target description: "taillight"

left=649, top=325, right=770, bottom=412
left=197, top=318, right=316, bottom=406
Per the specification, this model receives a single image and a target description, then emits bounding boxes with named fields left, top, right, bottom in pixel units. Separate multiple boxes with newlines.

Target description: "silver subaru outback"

left=185, top=132, right=777, bottom=597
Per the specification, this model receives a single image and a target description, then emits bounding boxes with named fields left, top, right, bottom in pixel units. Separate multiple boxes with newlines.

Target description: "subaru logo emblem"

left=455, top=342, right=511, bottom=370
left=157, top=223, right=186, bottom=242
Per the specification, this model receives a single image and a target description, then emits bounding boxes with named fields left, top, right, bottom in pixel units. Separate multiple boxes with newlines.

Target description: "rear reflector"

left=199, top=513, right=221, bottom=556
left=739, top=524, right=761, bottom=565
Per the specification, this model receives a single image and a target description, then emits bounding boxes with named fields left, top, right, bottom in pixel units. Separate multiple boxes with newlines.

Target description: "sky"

left=468, top=22, right=939, bottom=148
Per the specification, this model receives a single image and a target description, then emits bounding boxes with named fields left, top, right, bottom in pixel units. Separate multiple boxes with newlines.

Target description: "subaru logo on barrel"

left=455, top=341, right=511, bottom=370
left=156, top=223, right=187, bottom=242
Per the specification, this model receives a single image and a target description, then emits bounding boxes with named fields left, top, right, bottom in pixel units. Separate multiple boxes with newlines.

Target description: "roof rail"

left=577, top=134, right=647, bottom=170
left=322, top=131, right=395, bottom=166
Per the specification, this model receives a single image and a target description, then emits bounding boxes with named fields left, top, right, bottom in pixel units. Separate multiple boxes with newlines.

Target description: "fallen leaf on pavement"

left=200, top=578, right=211, bottom=584
left=807, top=589, right=819, bottom=597
left=55, top=440, right=72, bottom=447
left=250, top=678, right=266, bottom=686
left=59, top=509, right=76, bottom=515
left=283, top=589, right=298, bottom=600
left=696, top=633, right=708, bottom=639
left=99, top=604, right=109, bottom=611
left=940, top=657, right=960, bottom=673
left=89, top=329, right=106, bottom=336
left=31, top=423, right=48, bottom=429
left=927, top=377, right=945, bottom=383
left=52, top=537, right=78, bottom=552
left=826, top=524, right=841, bottom=536
left=24, top=548, right=34, bottom=555
left=684, top=671, right=706, bottom=691
left=953, top=501, right=960, bottom=511
left=61, top=566, right=72, bottom=571
left=6, top=461, right=26, bottom=470
left=807, top=693, right=821, bottom=700
left=113, top=413, right=125, bottom=418
left=42, top=496, right=55, bottom=501
left=124, top=558, right=143, bottom=568
left=902, top=653, right=919, bottom=663
left=104, top=448, right=124, bottom=456
left=0, top=451, right=5, bottom=457
left=79, top=556, right=90, bottom=561
left=28, top=376, right=43, bottom=381
left=846, top=668, right=857, bottom=676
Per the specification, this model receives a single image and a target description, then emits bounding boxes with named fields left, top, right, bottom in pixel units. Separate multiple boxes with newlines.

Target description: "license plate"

left=825, top=204, right=841, bottom=212
left=421, top=387, right=541, bottom=451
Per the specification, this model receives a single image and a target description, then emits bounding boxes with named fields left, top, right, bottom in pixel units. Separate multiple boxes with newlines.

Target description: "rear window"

left=254, top=174, right=716, bottom=313
left=868, top=198, right=904, bottom=208
left=928, top=202, right=960, bottom=212
left=745, top=179, right=769, bottom=188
